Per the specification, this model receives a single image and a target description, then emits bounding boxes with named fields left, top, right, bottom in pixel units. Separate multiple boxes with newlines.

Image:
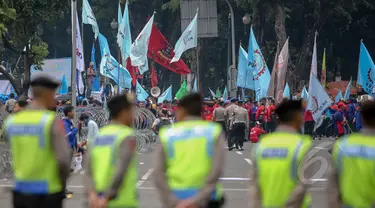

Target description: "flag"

left=307, top=73, right=333, bottom=121
left=335, top=91, right=343, bottom=103
left=192, top=78, right=198, bottom=92
left=91, top=44, right=100, bottom=91
left=275, top=39, right=289, bottom=103
left=358, top=41, right=375, bottom=94
left=130, top=13, right=154, bottom=67
left=248, top=27, right=271, bottom=100
left=158, top=85, right=172, bottom=103
left=171, top=8, right=198, bottom=63
left=241, top=88, right=245, bottom=99
left=209, top=88, right=216, bottom=98
left=311, top=31, right=318, bottom=76
left=138, top=59, right=149, bottom=75
left=117, top=1, right=132, bottom=65
left=98, top=33, right=111, bottom=57
left=344, top=77, right=352, bottom=100
left=321, top=48, right=326, bottom=87
left=237, top=46, right=254, bottom=89
left=175, top=80, right=188, bottom=100
left=82, top=0, right=99, bottom=39
left=136, top=81, right=148, bottom=102
left=301, top=86, right=308, bottom=101
left=100, top=54, right=132, bottom=89
left=117, top=1, right=122, bottom=24
left=126, top=57, right=138, bottom=86
left=150, top=63, right=158, bottom=87
left=75, top=12, right=84, bottom=94
left=148, top=24, right=190, bottom=75
left=58, top=74, right=68, bottom=94
left=222, top=87, right=228, bottom=101
left=216, top=88, right=221, bottom=98
left=267, top=43, right=280, bottom=98
left=283, top=82, right=290, bottom=99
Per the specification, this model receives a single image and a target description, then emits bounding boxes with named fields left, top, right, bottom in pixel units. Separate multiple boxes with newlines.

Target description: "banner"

left=100, top=54, right=132, bottom=89
left=148, top=24, right=190, bottom=75
left=98, top=33, right=111, bottom=57
left=136, top=81, right=148, bottom=101
left=117, top=1, right=132, bottom=64
left=158, top=85, right=172, bottom=103
left=75, top=11, right=84, bottom=94
left=236, top=46, right=254, bottom=89
left=357, top=41, right=375, bottom=94
left=175, top=80, right=188, bottom=100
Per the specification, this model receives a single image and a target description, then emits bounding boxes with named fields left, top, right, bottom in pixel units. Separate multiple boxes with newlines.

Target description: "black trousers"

left=216, top=121, right=226, bottom=135
left=304, top=121, right=315, bottom=136
left=232, top=123, right=246, bottom=148
left=206, top=197, right=225, bottom=208
left=13, top=191, right=64, bottom=208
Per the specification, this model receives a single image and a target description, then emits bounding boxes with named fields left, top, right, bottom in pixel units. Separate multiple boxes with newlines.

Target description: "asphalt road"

left=0, top=137, right=335, bottom=208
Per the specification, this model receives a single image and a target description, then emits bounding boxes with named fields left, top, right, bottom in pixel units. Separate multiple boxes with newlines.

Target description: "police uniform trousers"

left=12, top=191, right=64, bottom=208
left=232, top=122, right=246, bottom=148
left=215, top=121, right=226, bottom=136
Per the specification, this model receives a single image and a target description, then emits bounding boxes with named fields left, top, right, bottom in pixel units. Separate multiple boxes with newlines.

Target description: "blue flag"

left=301, top=86, right=309, bottom=101
left=237, top=46, right=254, bottom=89
left=58, top=74, right=68, bottom=94
left=283, top=82, right=290, bottom=99
left=117, top=1, right=132, bottom=64
left=158, top=85, right=172, bottom=103
left=193, top=78, right=198, bottom=92
left=344, top=77, right=352, bottom=101
left=136, top=81, right=149, bottom=102
left=335, top=91, right=343, bottom=103
left=100, top=54, right=132, bottom=89
left=358, top=42, right=375, bottom=94
left=98, top=33, right=111, bottom=57
left=91, top=44, right=100, bottom=91
left=117, top=1, right=122, bottom=24
left=248, top=27, right=271, bottom=100
left=82, top=0, right=99, bottom=39
left=222, top=86, right=228, bottom=101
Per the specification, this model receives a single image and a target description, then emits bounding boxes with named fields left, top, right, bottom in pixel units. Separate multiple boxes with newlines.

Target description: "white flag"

left=130, top=13, right=155, bottom=67
left=171, top=9, right=198, bottom=63
left=82, top=0, right=100, bottom=39
left=307, top=73, right=332, bottom=121
left=75, top=12, right=84, bottom=94
left=308, top=32, right=318, bottom=96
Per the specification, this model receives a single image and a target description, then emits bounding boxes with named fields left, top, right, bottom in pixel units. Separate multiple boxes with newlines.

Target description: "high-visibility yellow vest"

left=91, top=124, right=138, bottom=207
left=332, top=133, right=375, bottom=207
left=159, top=120, right=223, bottom=200
left=255, top=132, right=312, bottom=207
left=5, top=110, right=62, bottom=194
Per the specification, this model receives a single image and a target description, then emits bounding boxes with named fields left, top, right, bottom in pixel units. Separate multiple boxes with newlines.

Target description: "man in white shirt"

left=79, top=113, right=99, bottom=141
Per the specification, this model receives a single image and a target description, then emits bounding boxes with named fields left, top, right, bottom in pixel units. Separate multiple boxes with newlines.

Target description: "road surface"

left=0, top=138, right=335, bottom=207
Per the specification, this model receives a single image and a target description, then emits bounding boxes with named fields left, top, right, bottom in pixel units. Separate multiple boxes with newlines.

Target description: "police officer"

left=85, top=94, right=137, bottom=208
left=230, top=100, right=248, bottom=151
left=225, top=98, right=238, bottom=149
left=212, top=100, right=227, bottom=135
left=327, top=101, right=375, bottom=207
left=249, top=100, right=312, bottom=208
left=154, top=93, right=225, bottom=208
left=4, top=74, right=71, bottom=208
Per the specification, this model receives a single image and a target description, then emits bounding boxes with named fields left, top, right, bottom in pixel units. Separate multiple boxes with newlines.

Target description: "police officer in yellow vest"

left=154, top=93, right=226, bottom=208
left=85, top=94, right=137, bottom=208
left=4, top=74, right=71, bottom=208
left=328, top=101, right=375, bottom=208
left=249, top=100, right=312, bottom=208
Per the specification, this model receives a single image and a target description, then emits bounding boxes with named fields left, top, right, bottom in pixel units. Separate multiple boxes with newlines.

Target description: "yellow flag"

left=321, top=48, right=326, bottom=87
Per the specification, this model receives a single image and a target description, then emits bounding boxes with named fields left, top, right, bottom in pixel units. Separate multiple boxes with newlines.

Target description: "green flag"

left=175, top=80, right=189, bottom=100
left=215, top=88, right=221, bottom=98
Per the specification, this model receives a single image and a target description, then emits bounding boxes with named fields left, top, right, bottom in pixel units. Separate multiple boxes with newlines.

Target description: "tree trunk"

left=22, top=46, right=31, bottom=97
left=272, top=0, right=287, bottom=47
left=0, top=65, right=21, bottom=95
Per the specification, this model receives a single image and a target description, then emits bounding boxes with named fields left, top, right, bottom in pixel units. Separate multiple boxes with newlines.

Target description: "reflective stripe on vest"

left=7, top=114, right=51, bottom=148
left=161, top=121, right=222, bottom=200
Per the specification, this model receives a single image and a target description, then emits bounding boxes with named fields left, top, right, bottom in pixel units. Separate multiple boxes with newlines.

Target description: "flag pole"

left=196, top=38, right=200, bottom=91
left=71, top=0, right=77, bottom=108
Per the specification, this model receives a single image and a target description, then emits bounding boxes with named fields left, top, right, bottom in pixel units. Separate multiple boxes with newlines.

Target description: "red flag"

left=126, top=57, right=137, bottom=86
left=148, top=24, right=190, bottom=75
left=151, top=63, right=158, bottom=87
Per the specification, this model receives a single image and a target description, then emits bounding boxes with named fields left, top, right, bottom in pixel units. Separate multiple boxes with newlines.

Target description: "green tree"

left=0, top=0, right=69, bottom=96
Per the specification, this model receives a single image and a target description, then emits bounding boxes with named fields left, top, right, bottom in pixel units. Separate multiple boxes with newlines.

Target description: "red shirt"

left=244, top=103, right=252, bottom=118
left=304, top=110, right=313, bottom=122
left=250, top=127, right=266, bottom=143
left=256, top=105, right=268, bottom=121
left=266, top=105, right=275, bottom=121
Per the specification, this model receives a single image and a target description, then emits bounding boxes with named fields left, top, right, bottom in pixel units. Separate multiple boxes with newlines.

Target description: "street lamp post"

left=111, top=19, right=121, bottom=95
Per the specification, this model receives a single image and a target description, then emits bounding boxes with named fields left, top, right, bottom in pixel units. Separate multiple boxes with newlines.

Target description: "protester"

left=249, top=121, right=266, bottom=143
left=5, top=93, right=16, bottom=113
left=13, top=99, right=28, bottom=113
